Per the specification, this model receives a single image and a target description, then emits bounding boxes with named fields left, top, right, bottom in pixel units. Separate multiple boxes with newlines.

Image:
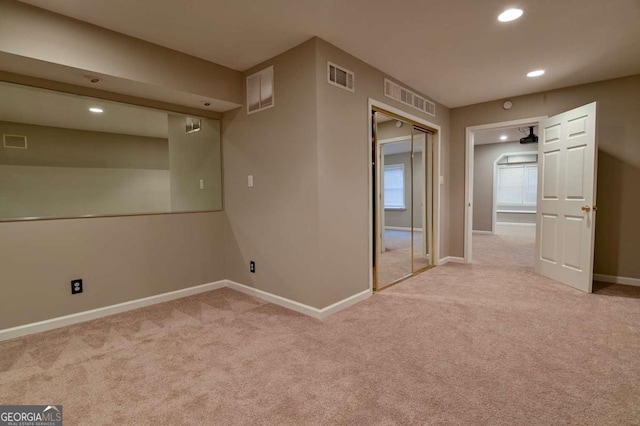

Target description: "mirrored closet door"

left=373, top=109, right=435, bottom=290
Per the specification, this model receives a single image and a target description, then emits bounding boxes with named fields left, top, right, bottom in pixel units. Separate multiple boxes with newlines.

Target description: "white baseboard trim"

left=225, top=280, right=371, bottom=319
left=1, top=279, right=374, bottom=341
left=318, top=289, right=372, bottom=319
left=496, top=222, right=536, bottom=227
left=0, top=280, right=227, bottom=342
left=593, top=274, right=640, bottom=287
left=384, top=226, right=423, bottom=232
left=472, top=230, right=493, bottom=235
left=438, top=256, right=466, bottom=265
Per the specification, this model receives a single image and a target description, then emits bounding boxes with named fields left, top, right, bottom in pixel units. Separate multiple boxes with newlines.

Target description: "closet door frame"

left=370, top=101, right=441, bottom=292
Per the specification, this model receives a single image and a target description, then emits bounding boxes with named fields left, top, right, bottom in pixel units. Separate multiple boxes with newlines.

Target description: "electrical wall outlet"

left=250, top=261, right=256, bottom=273
left=71, top=279, right=83, bottom=294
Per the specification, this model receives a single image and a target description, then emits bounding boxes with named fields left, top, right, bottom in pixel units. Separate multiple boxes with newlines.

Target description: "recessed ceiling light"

left=500, top=135, right=508, bottom=141
left=498, top=8, right=523, bottom=22
left=89, top=107, right=103, bottom=113
left=526, top=69, right=545, bottom=78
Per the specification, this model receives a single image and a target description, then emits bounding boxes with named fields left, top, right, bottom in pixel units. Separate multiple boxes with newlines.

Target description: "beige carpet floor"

left=1, top=226, right=639, bottom=425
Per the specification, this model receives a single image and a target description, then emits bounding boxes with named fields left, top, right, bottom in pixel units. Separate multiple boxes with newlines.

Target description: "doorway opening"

left=371, top=105, right=438, bottom=291
left=464, top=117, right=546, bottom=265
left=465, top=104, right=599, bottom=293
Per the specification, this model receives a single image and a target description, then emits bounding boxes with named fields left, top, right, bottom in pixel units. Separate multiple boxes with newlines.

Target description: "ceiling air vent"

left=384, top=78, right=436, bottom=117
left=3, top=134, right=27, bottom=149
left=328, top=62, right=355, bottom=92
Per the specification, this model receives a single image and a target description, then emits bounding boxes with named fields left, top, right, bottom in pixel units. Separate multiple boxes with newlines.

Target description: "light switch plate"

left=248, top=175, right=254, bottom=187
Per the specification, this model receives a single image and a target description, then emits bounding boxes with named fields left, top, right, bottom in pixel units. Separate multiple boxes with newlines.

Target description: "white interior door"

left=535, top=102, right=598, bottom=293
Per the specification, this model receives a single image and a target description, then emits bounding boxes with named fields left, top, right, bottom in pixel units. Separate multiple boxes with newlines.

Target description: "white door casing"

left=464, top=116, right=547, bottom=263
left=535, top=102, right=598, bottom=293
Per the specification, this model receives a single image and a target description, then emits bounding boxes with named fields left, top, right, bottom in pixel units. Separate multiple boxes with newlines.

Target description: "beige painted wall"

left=0, top=115, right=225, bottom=330
left=314, top=38, right=450, bottom=306
left=0, top=211, right=226, bottom=329
left=0, top=0, right=242, bottom=106
left=450, top=75, right=640, bottom=278
left=0, top=1, right=232, bottom=331
left=168, top=115, right=222, bottom=212
left=222, top=39, right=321, bottom=306
left=473, top=141, right=537, bottom=231
left=222, top=37, right=449, bottom=309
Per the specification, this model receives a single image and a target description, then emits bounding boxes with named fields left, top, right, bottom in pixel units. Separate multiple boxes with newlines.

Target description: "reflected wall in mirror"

left=0, top=81, right=222, bottom=221
left=379, top=137, right=413, bottom=286
left=412, top=127, right=433, bottom=273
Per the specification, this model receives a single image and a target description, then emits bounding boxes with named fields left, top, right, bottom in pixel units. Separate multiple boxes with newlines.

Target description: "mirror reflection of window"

left=383, top=164, right=405, bottom=209
left=0, top=81, right=222, bottom=221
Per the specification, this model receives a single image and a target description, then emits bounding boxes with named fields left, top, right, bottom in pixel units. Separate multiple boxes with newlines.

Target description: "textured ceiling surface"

left=18, top=0, right=640, bottom=107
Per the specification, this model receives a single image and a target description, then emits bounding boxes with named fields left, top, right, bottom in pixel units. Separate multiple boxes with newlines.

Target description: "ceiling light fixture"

left=498, top=8, right=523, bottom=22
left=500, top=135, right=508, bottom=141
left=527, top=69, right=545, bottom=78
left=89, top=107, right=103, bottom=113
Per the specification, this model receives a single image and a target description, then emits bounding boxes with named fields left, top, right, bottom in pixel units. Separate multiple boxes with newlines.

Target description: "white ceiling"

left=18, top=0, right=640, bottom=108
left=0, top=81, right=169, bottom=138
left=474, top=125, right=538, bottom=145
left=384, top=140, right=412, bottom=155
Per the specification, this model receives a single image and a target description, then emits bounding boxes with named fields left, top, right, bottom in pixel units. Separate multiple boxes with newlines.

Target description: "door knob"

left=581, top=205, right=591, bottom=212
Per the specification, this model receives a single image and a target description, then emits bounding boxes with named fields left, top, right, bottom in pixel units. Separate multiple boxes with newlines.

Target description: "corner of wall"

left=221, top=37, right=324, bottom=308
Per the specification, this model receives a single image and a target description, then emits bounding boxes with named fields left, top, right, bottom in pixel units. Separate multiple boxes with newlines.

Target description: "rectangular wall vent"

left=247, top=66, right=275, bottom=115
left=3, top=134, right=27, bottom=149
left=384, top=78, right=436, bottom=117
left=328, top=62, right=355, bottom=92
